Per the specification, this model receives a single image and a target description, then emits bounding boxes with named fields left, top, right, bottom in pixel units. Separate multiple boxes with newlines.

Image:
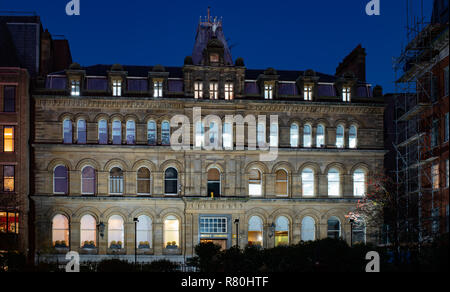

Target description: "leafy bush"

left=141, top=260, right=180, bottom=272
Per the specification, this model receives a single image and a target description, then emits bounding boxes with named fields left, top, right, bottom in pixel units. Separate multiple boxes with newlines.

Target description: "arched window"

left=257, top=122, right=266, bottom=146
left=327, top=216, right=341, bottom=239
left=126, top=120, right=136, bottom=145
left=80, top=214, right=96, bottom=248
left=81, top=166, right=96, bottom=195
left=336, top=125, right=344, bottom=148
left=54, top=165, right=68, bottom=195
left=349, top=125, right=357, bottom=148
left=195, top=121, right=204, bottom=148
left=108, top=215, right=124, bottom=249
left=161, top=121, right=170, bottom=145
left=52, top=214, right=69, bottom=248
left=248, top=216, right=263, bottom=247
left=275, top=216, right=289, bottom=247
left=303, top=124, right=312, bottom=147
left=63, top=119, right=72, bottom=144
left=223, top=122, right=233, bottom=149
left=248, top=169, right=262, bottom=196
left=302, top=168, right=314, bottom=197
left=77, top=119, right=86, bottom=144
left=209, top=122, right=219, bottom=145
left=112, top=120, right=122, bottom=145
left=269, top=123, right=278, bottom=147
left=352, top=218, right=366, bottom=244
left=207, top=168, right=221, bottom=197
left=353, top=169, right=366, bottom=197
left=316, top=125, right=325, bottom=147
left=137, top=215, right=152, bottom=249
left=275, top=169, right=288, bottom=197
left=164, top=167, right=178, bottom=195
left=98, top=119, right=108, bottom=144
left=109, top=167, right=124, bottom=194
left=290, top=123, right=299, bottom=147
left=147, top=120, right=157, bottom=145
left=327, top=168, right=340, bottom=197
left=137, top=167, right=151, bottom=195
left=164, top=215, right=179, bottom=248
left=301, top=216, right=315, bottom=241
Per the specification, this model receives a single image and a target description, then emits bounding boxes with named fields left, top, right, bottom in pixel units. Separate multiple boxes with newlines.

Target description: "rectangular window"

left=209, top=82, right=218, bottom=99
left=3, top=165, right=15, bottom=192
left=3, top=86, right=16, bottom=112
left=223, top=122, right=233, bottom=149
left=200, top=217, right=227, bottom=234
left=342, top=87, right=351, bottom=102
left=0, top=212, right=19, bottom=234
left=264, top=83, right=273, bottom=100
left=432, top=164, right=439, bottom=190
left=112, top=80, right=122, bottom=96
left=304, top=86, right=313, bottom=101
left=269, top=123, right=278, bottom=147
left=225, top=83, right=234, bottom=100
left=194, top=82, right=203, bottom=99
left=70, top=80, right=80, bottom=96
left=3, top=126, right=14, bottom=152
left=153, top=81, right=163, bottom=97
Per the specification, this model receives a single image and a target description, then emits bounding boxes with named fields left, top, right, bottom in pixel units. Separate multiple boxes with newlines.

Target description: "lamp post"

left=234, top=219, right=240, bottom=248
left=133, top=218, right=139, bottom=265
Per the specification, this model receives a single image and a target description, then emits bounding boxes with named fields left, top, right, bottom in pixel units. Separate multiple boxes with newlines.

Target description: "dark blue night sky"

left=0, top=0, right=433, bottom=93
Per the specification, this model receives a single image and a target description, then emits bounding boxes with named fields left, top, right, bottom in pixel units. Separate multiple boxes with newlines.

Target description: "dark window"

left=207, top=168, right=221, bottom=197
left=112, top=120, right=122, bottom=145
left=77, top=120, right=87, bottom=144
left=63, top=119, right=72, bottom=144
left=3, top=165, right=15, bottom=192
left=98, top=120, right=108, bottom=144
left=137, top=168, right=151, bottom=194
left=3, top=86, right=16, bottom=112
left=164, top=168, right=178, bottom=195
left=54, top=165, right=68, bottom=194
left=327, top=217, right=341, bottom=239
left=109, top=167, right=124, bottom=194
left=81, top=166, right=96, bottom=195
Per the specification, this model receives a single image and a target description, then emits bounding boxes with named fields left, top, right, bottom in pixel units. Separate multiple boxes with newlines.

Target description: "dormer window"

left=304, top=86, right=313, bottom=101
left=342, top=87, right=351, bottom=102
left=210, top=53, right=219, bottom=63
left=70, top=80, right=80, bottom=96
left=112, top=80, right=122, bottom=96
left=153, top=80, right=163, bottom=97
left=210, top=82, right=218, bottom=100
left=194, top=82, right=203, bottom=99
left=264, top=83, right=273, bottom=100
left=225, top=82, right=234, bottom=100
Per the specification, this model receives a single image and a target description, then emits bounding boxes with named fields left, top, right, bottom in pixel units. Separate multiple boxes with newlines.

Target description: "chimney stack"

left=335, top=44, right=366, bottom=82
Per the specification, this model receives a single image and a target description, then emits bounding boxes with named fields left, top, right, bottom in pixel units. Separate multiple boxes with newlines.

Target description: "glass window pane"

left=301, top=216, right=315, bottom=241
left=3, top=126, right=14, bottom=152
left=164, top=216, right=179, bottom=247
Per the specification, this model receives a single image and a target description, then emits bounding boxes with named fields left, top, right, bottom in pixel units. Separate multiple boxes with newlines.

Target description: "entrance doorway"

left=200, top=239, right=227, bottom=250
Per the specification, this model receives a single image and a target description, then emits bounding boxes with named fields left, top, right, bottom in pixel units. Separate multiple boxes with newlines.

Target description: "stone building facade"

left=31, top=15, right=385, bottom=262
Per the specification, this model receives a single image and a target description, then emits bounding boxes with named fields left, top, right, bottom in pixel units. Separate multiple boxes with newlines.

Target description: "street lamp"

left=97, top=222, right=105, bottom=238
left=234, top=219, right=240, bottom=248
left=133, top=218, right=139, bottom=265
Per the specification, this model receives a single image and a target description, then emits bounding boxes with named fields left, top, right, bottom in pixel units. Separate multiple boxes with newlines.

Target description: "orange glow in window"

left=4, top=127, right=14, bottom=152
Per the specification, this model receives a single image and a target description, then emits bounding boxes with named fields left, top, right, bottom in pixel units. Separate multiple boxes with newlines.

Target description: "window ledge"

left=53, top=247, right=69, bottom=254
left=79, top=247, right=98, bottom=255
left=163, top=247, right=181, bottom=255
left=107, top=248, right=126, bottom=255
left=137, top=248, right=154, bottom=255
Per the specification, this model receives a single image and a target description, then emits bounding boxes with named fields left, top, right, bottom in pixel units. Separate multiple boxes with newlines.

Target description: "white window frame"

left=316, top=124, right=325, bottom=147
left=302, top=168, right=315, bottom=197
left=303, top=124, right=312, bottom=147
left=264, top=83, right=273, bottom=100
left=290, top=123, right=299, bottom=147
left=71, top=79, right=80, bottom=96
left=153, top=80, right=163, bottom=97
left=112, top=80, right=122, bottom=97
left=209, top=82, right=218, bottom=100
left=342, top=87, right=351, bottom=102
left=225, top=82, right=234, bottom=100
left=194, top=81, right=203, bottom=99
left=109, top=167, right=124, bottom=195
left=304, top=86, right=313, bottom=101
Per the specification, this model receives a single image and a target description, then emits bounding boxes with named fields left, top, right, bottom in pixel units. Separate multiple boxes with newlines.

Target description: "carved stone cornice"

left=35, top=98, right=184, bottom=110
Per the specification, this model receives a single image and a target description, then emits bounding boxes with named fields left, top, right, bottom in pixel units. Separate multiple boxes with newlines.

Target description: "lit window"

left=342, top=87, right=351, bottom=102
left=80, top=215, right=96, bottom=248
left=209, top=122, right=219, bottom=145
left=3, top=165, right=14, bottom=192
left=164, top=167, right=178, bottom=195
left=137, top=215, right=152, bottom=249
left=3, top=126, right=14, bottom=152
left=270, top=123, right=278, bottom=147
left=200, top=217, right=227, bottom=234
left=161, top=121, right=170, bottom=145
left=303, top=124, right=312, bottom=147
left=302, top=168, right=314, bottom=197
left=153, top=80, right=163, bottom=97
left=81, top=166, right=96, bottom=195
left=63, top=119, right=72, bottom=144
left=257, top=122, right=266, bottom=146
left=336, top=125, right=344, bottom=148
left=112, top=80, right=122, bottom=96
left=316, top=125, right=325, bottom=147
left=71, top=80, right=80, bottom=96
left=248, top=216, right=263, bottom=247
left=53, top=165, right=68, bottom=194
left=77, top=119, right=86, bottom=144
left=194, top=82, right=203, bottom=99
left=108, top=215, right=124, bottom=249
left=147, top=120, right=157, bottom=145
left=301, top=216, right=315, bottom=241
left=225, top=82, right=234, bottom=100
left=0, top=212, right=19, bottom=234
left=209, top=82, right=218, bottom=99
left=275, top=216, right=289, bottom=246
left=52, top=214, right=69, bottom=248
left=137, top=167, right=151, bottom=195
left=275, top=170, right=288, bottom=196
left=432, top=164, right=439, bottom=190
left=328, top=168, right=340, bottom=197
left=164, top=215, right=180, bottom=248
left=223, top=122, right=233, bottom=149
left=109, top=167, right=123, bottom=194
left=327, top=216, right=341, bottom=239
left=207, top=168, right=221, bottom=197
left=98, top=119, right=108, bottom=144
left=304, top=86, right=313, bottom=101
left=264, top=83, right=273, bottom=100
left=353, top=169, right=365, bottom=197
left=195, top=121, right=204, bottom=148
left=349, top=125, right=357, bottom=148
left=126, top=120, right=136, bottom=145
left=112, top=120, right=122, bottom=145
left=210, top=53, right=219, bottom=63
left=3, top=86, right=16, bottom=112
left=352, top=218, right=366, bottom=244
left=290, top=123, right=299, bottom=147
left=248, top=169, right=262, bottom=196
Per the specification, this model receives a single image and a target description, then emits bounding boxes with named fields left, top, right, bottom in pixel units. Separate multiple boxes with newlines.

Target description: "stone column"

left=153, top=171, right=163, bottom=196
left=318, top=174, right=328, bottom=197
left=70, top=170, right=80, bottom=196
left=292, top=222, right=301, bottom=244
left=153, top=222, right=163, bottom=255
left=97, top=171, right=108, bottom=196
left=70, top=221, right=80, bottom=251
left=125, top=222, right=135, bottom=255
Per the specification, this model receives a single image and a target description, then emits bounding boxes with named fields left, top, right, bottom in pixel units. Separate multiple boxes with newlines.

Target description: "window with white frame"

left=316, top=125, right=325, bottom=147
left=109, top=167, right=124, bottom=194
left=137, top=215, right=152, bottom=248
left=98, top=119, right=108, bottom=144
left=302, top=168, right=314, bottom=197
left=153, top=80, right=163, bottom=97
left=209, top=82, right=218, bottom=99
left=126, top=120, right=135, bottom=145
left=112, top=120, right=122, bottom=145
left=290, top=123, right=299, bottom=147
left=328, top=168, right=340, bottom=197
left=353, top=169, right=365, bottom=197
left=349, top=125, right=357, bottom=148
left=264, top=83, right=273, bottom=100
left=200, top=217, right=227, bottom=233
left=112, top=80, right=122, bottom=96
left=301, top=216, right=315, bottom=241
left=248, top=169, right=262, bottom=196
left=223, top=122, right=233, bottom=149
left=303, top=124, right=312, bottom=147
left=336, top=125, right=344, bottom=148
left=80, top=214, right=96, bottom=248
left=63, top=119, right=72, bottom=144
left=54, top=165, right=68, bottom=195
left=137, top=167, right=151, bottom=195
left=147, top=120, right=157, bottom=145
left=161, top=121, right=170, bottom=145
left=108, top=215, right=124, bottom=248
left=71, top=80, right=80, bottom=96
left=342, top=87, right=351, bottom=102
left=275, top=169, right=288, bottom=196
left=164, top=215, right=179, bottom=248
left=304, top=85, right=313, bottom=101
left=194, top=81, right=203, bottom=99
left=225, top=82, right=234, bottom=100
left=52, top=214, right=69, bottom=247
left=81, top=166, right=96, bottom=195
left=270, top=123, right=278, bottom=147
